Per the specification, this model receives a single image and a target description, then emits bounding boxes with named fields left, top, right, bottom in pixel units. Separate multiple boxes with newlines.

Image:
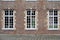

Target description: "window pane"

left=54, top=24, right=58, bottom=28
left=10, top=17, right=13, bottom=23
left=49, top=10, right=53, bottom=15
left=32, top=10, right=35, bottom=15
left=49, top=25, right=53, bottom=28
left=32, top=16, right=35, bottom=28
left=27, top=16, right=30, bottom=23
left=54, top=17, right=58, bottom=24
left=27, top=10, right=31, bottom=15
left=5, top=24, right=8, bottom=28
left=5, top=17, right=9, bottom=28
left=10, top=10, right=13, bottom=15
left=54, top=10, right=58, bottom=16
left=27, top=16, right=31, bottom=28
left=5, top=10, right=8, bottom=15
left=10, top=17, right=13, bottom=28
left=49, top=17, right=53, bottom=25
left=49, top=17, right=53, bottom=28
left=27, top=24, right=31, bottom=28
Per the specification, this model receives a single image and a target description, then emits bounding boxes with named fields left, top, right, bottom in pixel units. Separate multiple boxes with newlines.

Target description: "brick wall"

left=0, top=0, right=60, bottom=34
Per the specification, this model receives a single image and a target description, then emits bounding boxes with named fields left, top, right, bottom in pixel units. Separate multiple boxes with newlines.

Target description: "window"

left=2, top=9, right=16, bottom=30
left=48, top=9, right=59, bottom=30
left=26, top=0, right=37, bottom=1
left=2, top=0, right=15, bottom=1
left=48, top=0, right=60, bottom=1
left=24, top=9, right=38, bottom=30
left=27, top=9, right=35, bottom=28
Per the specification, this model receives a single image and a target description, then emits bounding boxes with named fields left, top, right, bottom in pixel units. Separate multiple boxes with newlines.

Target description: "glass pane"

left=5, top=10, right=8, bottom=15
left=5, top=17, right=9, bottom=28
left=49, top=17, right=53, bottom=25
left=27, top=16, right=30, bottom=23
left=54, top=17, right=58, bottom=24
left=32, top=16, right=35, bottom=28
left=5, top=25, right=8, bottom=28
left=27, top=10, right=31, bottom=15
left=32, top=10, right=35, bottom=15
left=9, top=25, right=13, bottom=28
left=54, top=10, right=58, bottom=16
left=49, top=10, right=53, bottom=15
left=27, top=24, right=31, bottom=28
left=27, top=16, right=31, bottom=28
left=49, top=25, right=53, bottom=28
left=10, top=10, right=13, bottom=15
left=54, top=25, right=58, bottom=28
left=49, top=17, right=53, bottom=28
left=10, top=17, right=13, bottom=23
left=10, top=17, right=13, bottom=28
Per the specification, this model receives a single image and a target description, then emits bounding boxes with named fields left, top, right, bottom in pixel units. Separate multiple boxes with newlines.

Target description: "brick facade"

left=0, top=0, right=60, bottom=34
left=0, top=0, right=60, bottom=40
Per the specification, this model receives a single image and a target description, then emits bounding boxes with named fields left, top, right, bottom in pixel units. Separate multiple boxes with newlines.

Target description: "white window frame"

left=2, top=9, right=16, bottom=30
left=24, top=8, right=38, bottom=30
left=26, top=0, right=37, bottom=1
left=48, top=9, right=59, bottom=30
left=2, top=0, right=15, bottom=1
left=47, top=0, right=60, bottom=1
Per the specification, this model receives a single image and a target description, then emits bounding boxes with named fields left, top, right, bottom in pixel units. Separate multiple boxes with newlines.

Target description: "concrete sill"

left=25, top=28, right=38, bottom=30
left=48, top=28, right=59, bottom=30
left=2, top=28, right=16, bottom=30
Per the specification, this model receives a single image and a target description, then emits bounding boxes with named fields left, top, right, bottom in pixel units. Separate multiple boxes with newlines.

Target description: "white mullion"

left=53, top=10, right=54, bottom=29
left=27, top=15, right=28, bottom=28
left=13, top=10, right=16, bottom=29
left=35, top=12, right=36, bottom=28
left=30, top=9, right=32, bottom=28
left=26, top=10, right=28, bottom=28
left=48, top=11, right=49, bottom=29
left=11, top=10, right=14, bottom=28
left=8, top=10, right=10, bottom=28
left=58, top=10, right=59, bottom=29
left=4, top=11, right=5, bottom=28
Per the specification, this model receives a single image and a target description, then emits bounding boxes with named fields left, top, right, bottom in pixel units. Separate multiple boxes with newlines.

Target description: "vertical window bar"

left=31, top=9, right=32, bottom=28
left=53, top=10, right=54, bottom=29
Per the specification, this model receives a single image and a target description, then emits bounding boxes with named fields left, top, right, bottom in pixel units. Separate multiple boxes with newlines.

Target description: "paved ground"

left=0, top=34, right=60, bottom=40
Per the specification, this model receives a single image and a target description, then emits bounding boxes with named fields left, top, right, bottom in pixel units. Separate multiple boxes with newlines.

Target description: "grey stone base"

left=0, top=34, right=60, bottom=40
